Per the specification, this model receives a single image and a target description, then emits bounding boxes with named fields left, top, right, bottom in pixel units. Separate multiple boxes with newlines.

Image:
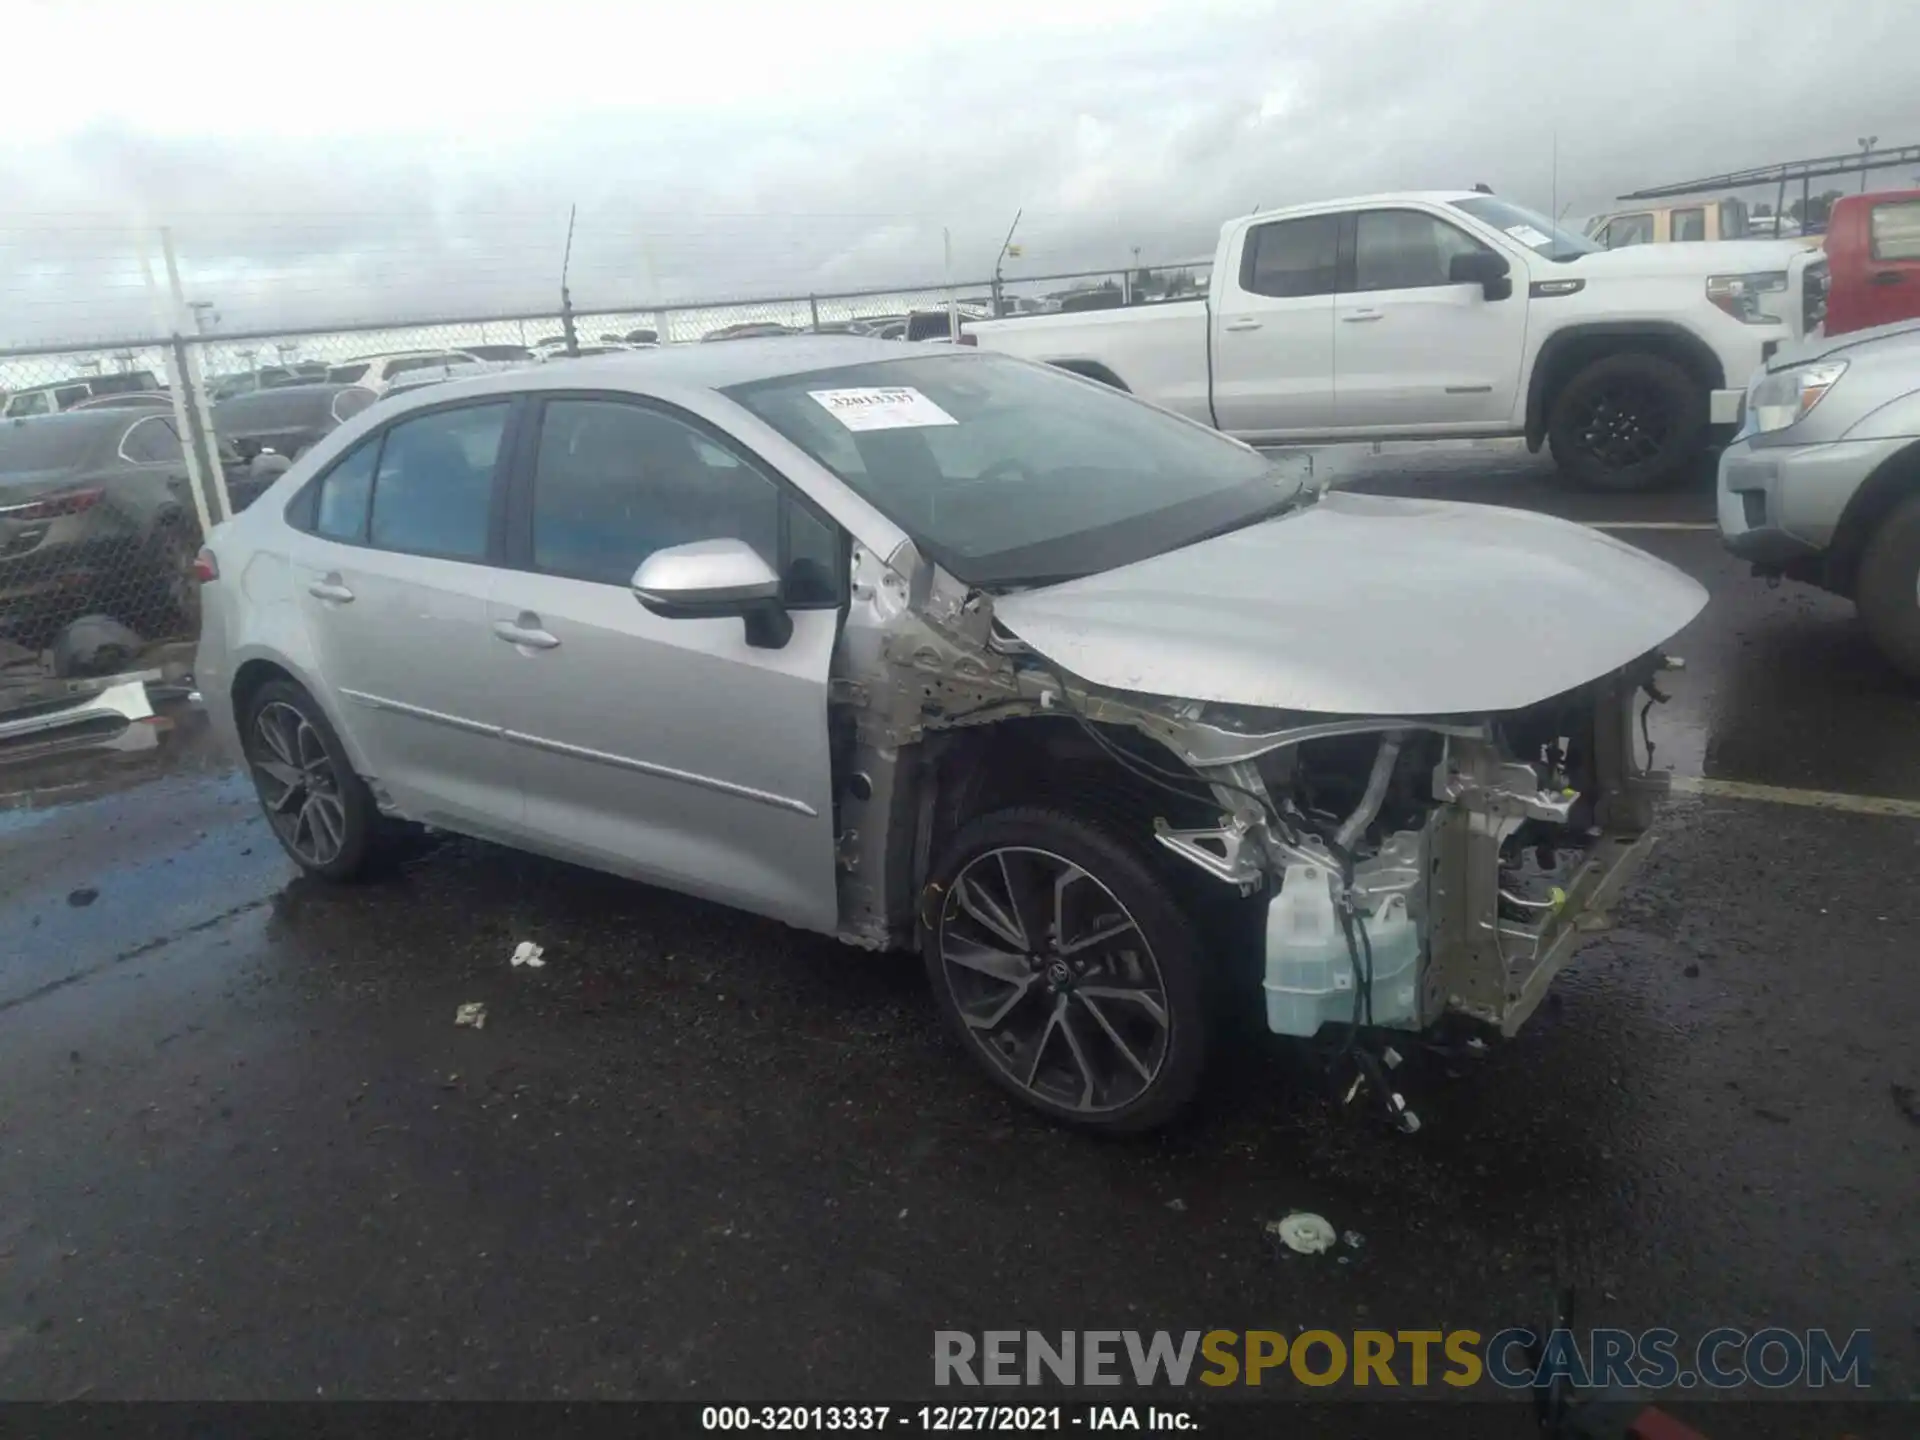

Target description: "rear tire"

left=1855, top=493, right=1920, bottom=680
left=921, top=805, right=1211, bottom=1134
left=241, top=679, right=378, bottom=881
left=1548, top=352, right=1707, bottom=492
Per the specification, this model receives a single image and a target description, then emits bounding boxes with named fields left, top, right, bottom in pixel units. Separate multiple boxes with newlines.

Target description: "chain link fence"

left=0, top=243, right=1211, bottom=700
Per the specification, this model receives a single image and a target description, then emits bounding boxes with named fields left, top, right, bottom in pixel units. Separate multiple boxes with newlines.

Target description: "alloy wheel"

left=937, top=846, right=1171, bottom=1114
left=1569, top=380, right=1670, bottom=469
left=249, top=700, right=348, bottom=867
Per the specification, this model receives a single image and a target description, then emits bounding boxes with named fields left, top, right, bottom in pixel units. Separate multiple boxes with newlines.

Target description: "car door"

left=1207, top=213, right=1339, bottom=437
left=1331, top=207, right=1528, bottom=431
left=284, top=398, right=526, bottom=838
left=483, top=393, right=841, bottom=933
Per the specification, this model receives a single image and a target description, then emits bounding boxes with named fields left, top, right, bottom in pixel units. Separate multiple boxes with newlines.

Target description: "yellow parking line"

left=1668, top=774, right=1920, bottom=819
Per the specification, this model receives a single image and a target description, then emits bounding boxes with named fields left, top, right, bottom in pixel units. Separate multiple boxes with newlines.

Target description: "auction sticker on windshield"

left=1504, top=224, right=1553, bottom=247
left=810, top=387, right=958, bottom=432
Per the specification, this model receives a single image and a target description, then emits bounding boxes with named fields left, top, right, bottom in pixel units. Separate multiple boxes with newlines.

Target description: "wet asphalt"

left=0, top=446, right=1915, bottom=1427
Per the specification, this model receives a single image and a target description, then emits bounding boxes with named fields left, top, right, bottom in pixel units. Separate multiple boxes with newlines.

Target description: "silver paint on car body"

left=993, top=489, right=1708, bottom=715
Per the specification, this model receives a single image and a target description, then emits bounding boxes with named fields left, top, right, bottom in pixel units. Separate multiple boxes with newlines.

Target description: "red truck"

left=1821, top=188, right=1920, bottom=335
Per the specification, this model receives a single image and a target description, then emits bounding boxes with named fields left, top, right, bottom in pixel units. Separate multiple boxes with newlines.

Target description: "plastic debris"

left=1165, top=1198, right=1188, bottom=1212
left=1342, top=1230, right=1365, bottom=1250
left=1267, top=1212, right=1337, bottom=1254
left=454, top=1002, right=487, bottom=1029
left=67, top=887, right=100, bottom=908
left=510, top=941, right=545, bottom=969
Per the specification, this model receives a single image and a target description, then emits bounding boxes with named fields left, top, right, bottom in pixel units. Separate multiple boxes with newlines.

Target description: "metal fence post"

left=159, top=230, right=231, bottom=523
left=809, top=295, right=821, bottom=333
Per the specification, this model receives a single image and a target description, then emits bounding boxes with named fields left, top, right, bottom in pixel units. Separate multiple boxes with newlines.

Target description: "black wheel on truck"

left=1547, top=352, right=1707, bottom=492
left=1855, top=492, right=1920, bottom=681
left=920, top=805, right=1212, bottom=1134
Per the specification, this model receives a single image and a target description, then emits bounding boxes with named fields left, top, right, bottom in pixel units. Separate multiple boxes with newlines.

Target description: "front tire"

left=1856, top=493, right=1920, bottom=680
left=1548, top=352, right=1707, bottom=492
left=921, top=806, right=1210, bottom=1133
left=241, top=679, right=378, bottom=880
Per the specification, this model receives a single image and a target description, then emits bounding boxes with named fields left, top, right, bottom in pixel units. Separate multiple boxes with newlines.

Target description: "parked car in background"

left=0, top=410, right=215, bottom=644
left=213, top=384, right=378, bottom=509
left=1720, top=319, right=1920, bottom=677
left=967, top=190, right=1825, bottom=491
left=1587, top=198, right=1755, bottom=248
left=3, top=370, right=165, bottom=419
left=701, top=322, right=798, bottom=342
left=70, top=391, right=175, bottom=411
left=325, top=351, right=484, bottom=394
left=194, top=339, right=1701, bottom=1132
left=1818, top=189, right=1920, bottom=337
left=463, top=344, right=536, bottom=363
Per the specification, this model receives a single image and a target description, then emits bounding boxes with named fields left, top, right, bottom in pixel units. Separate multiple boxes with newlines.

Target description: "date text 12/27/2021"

left=700, top=1405, right=1196, bottom=1432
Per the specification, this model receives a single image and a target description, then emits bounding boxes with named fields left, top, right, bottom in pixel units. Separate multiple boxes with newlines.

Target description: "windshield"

left=726, top=352, right=1304, bottom=587
left=1451, top=196, right=1598, bottom=262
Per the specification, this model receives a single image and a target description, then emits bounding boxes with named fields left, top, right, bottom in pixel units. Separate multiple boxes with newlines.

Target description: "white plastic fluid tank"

left=1263, top=863, right=1420, bottom=1037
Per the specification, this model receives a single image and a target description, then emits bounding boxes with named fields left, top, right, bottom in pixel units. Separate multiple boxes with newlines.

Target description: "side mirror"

left=1449, top=250, right=1513, bottom=301
left=632, top=538, right=792, bottom=649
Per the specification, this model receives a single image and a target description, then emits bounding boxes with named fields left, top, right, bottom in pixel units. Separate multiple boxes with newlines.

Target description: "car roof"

left=374, top=335, right=957, bottom=411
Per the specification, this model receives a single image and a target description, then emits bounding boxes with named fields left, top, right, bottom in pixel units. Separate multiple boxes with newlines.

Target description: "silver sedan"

left=195, top=338, right=1703, bottom=1132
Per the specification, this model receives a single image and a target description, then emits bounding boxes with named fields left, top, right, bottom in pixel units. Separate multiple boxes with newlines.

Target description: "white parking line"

left=1668, top=774, right=1920, bottom=819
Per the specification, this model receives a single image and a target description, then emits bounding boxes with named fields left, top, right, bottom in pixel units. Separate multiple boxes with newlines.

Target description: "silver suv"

left=1719, top=320, right=1920, bottom=677
left=194, top=340, right=1702, bottom=1132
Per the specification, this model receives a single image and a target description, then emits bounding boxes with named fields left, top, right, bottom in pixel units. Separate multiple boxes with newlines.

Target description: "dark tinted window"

left=1672, top=207, right=1706, bottom=242
left=119, top=416, right=183, bottom=463
left=214, top=388, right=337, bottom=428
left=7, top=392, right=52, bottom=417
left=1240, top=215, right=1339, bottom=298
left=327, top=363, right=371, bottom=383
left=56, top=385, right=90, bottom=409
left=1352, top=210, right=1487, bottom=291
left=368, top=403, right=507, bottom=560
left=314, top=438, right=379, bottom=541
left=530, top=399, right=834, bottom=601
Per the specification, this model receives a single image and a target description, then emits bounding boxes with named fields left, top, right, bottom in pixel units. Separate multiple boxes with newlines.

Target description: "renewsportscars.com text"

left=933, top=1328, right=1871, bottom=1391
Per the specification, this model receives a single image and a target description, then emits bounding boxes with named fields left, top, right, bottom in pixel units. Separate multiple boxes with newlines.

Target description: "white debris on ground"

left=1267, top=1212, right=1338, bottom=1254
left=454, top=1002, right=488, bottom=1029
left=1342, top=1230, right=1365, bottom=1249
left=510, top=941, right=545, bottom=969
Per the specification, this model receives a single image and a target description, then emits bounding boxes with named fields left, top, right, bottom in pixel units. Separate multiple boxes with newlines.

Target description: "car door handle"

left=493, top=617, right=560, bottom=650
left=307, top=578, right=354, bottom=603
left=1870, top=270, right=1905, bottom=286
left=1221, top=318, right=1262, bottom=332
left=1341, top=310, right=1384, bottom=323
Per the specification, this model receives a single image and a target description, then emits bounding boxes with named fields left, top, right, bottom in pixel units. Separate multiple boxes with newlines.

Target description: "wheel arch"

left=1824, top=438, right=1920, bottom=598
left=1045, top=359, right=1132, bottom=392
left=227, top=647, right=377, bottom=782
left=1525, top=323, right=1727, bottom=449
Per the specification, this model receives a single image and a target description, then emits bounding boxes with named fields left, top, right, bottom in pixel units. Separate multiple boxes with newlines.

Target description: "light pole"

left=1858, top=135, right=1878, bottom=193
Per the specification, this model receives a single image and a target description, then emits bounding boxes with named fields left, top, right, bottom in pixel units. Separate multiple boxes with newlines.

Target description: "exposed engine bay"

left=827, top=536, right=1675, bottom=1070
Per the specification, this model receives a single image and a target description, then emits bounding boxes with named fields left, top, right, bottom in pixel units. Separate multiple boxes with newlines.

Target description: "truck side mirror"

left=1450, top=251, right=1513, bottom=301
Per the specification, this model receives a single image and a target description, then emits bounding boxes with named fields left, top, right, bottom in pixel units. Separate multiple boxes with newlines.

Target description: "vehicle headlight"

left=1748, top=361, right=1847, bottom=434
left=1707, top=271, right=1788, bottom=324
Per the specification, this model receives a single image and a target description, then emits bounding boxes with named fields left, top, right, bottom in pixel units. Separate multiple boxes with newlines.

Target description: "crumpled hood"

left=992, top=491, right=1707, bottom=715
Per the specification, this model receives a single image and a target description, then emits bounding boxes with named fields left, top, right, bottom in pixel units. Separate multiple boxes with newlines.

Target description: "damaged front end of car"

left=827, top=525, right=1683, bottom=1073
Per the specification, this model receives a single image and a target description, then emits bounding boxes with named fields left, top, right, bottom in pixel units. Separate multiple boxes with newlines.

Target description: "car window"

left=327, top=363, right=371, bottom=384
left=367, top=403, right=509, bottom=560
left=313, top=437, right=380, bottom=542
left=330, top=388, right=375, bottom=423
left=529, top=398, right=834, bottom=596
left=1352, top=209, right=1487, bottom=292
left=118, top=416, right=184, bottom=464
left=1869, top=200, right=1920, bottom=261
left=1604, top=214, right=1654, bottom=248
left=1672, top=208, right=1706, bottom=242
left=56, top=385, right=91, bottom=410
left=1238, top=215, right=1339, bottom=299
left=8, top=391, right=51, bottom=417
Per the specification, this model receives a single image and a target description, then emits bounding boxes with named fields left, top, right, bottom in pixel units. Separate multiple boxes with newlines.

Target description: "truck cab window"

left=1239, top=215, right=1339, bottom=298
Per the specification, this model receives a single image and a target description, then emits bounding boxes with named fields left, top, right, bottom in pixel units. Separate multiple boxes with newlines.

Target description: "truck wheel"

left=1855, top=493, right=1920, bottom=680
left=921, top=806, right=1210, bottom=1134
left=1548, top=353, right=1707, bottom=492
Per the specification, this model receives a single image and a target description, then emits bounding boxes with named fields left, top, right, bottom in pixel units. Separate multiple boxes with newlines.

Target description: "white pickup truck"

left=968, top=191, right=1828, bottom=491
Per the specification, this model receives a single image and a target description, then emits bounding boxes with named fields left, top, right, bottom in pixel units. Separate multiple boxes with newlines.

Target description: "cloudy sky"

left=5, top=0, right=1919, bottom=347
